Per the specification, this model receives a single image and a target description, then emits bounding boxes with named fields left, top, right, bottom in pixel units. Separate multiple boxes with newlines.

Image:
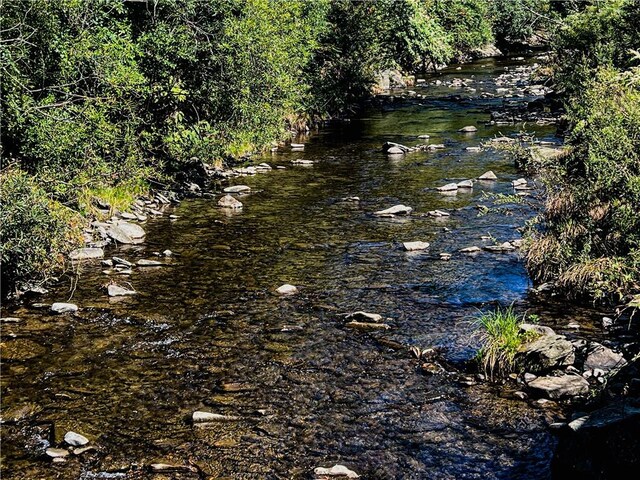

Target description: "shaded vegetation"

left=0, top=0, right=560, bottom=290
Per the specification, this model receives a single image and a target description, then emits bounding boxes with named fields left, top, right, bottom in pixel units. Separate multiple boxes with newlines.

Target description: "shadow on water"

left=1, top=57, right=601, bottom=479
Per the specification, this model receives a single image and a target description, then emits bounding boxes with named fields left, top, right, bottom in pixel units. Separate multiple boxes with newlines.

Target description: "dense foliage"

left=526, top=0, right=640, bottom=302
left=0, top=0, right=557, bottom=291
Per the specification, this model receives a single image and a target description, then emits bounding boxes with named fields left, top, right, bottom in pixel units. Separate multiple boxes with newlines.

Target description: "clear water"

left=1, top=57, right=605, bottom=479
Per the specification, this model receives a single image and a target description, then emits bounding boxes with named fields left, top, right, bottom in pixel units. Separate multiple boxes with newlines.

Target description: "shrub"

left=0, top=169, right=83, bottom=294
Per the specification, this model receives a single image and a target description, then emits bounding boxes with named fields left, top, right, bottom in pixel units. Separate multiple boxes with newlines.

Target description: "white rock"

left=314, top=464, right=359, bottom=478
left=137, top=259, right=163, bottom=267
left=417, top=134, right=430, bottom=139
left=403, top=241, right=430, bottom=251
left=276, top=284, right=298, bottom=295
left=466, top=146, right=482, bottom=152
left=64, top=431, right=89, bottom=447
left=459, top=125, right=478, bottom=132
left=223, top=185, right=251, bottom=194
left=69, top=248, right=104, bottom=260
left=291, top=143, right=305, bottom=149
left=460, top=246, right=481, bottom=253
left=107, top=285, right=136, bottom=297
left=478, top=171, right=498, bottom=181
left=51, top=303, right=78, bottom=314
left=437, top=183, right=458, bottom=192
left=218, top=194, right=243, bottom=209
left=373, top=205, right=413, bottom=216
left=512, top=178, right=528, bottom=187
left=457, top=179, right=474, bottom=189
left=192, top=411, right=239, bottom=423
left=45, top=448, right=69, bottom=458
left=162, top=249, right=173, bottom=257
left=386, top=146, right=405, bottom=155
left=428, top=144, right=446, bottom=150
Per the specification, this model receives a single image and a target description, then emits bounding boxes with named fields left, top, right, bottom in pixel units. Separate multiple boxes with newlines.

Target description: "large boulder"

left=553, top=403, right=640, bottom=479
left=107, top=222, right=145, bottom=244
left=528, top=374, right=589, bottom=399
left=584, top=343, right=626, bottom=372
left=515, top=334, right=575, bottom=373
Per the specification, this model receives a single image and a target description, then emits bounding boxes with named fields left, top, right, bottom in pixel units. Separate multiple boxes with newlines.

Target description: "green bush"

left=527, top=65, right=640, bottom=301
left=0, top=169, right=82, bottom=294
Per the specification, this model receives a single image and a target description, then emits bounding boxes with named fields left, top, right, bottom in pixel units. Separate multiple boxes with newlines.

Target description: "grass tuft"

left=473, top=306, right=534, bottom=381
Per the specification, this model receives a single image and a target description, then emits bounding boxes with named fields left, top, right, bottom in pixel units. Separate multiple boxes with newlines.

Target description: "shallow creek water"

left=1, top=57, right=608, bottom=479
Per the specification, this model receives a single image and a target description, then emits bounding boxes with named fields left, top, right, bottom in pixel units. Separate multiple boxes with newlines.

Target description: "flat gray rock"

left=192, top=411, right=239, bottom=423
left=223, top=185, right=251, bottom=194
left=45, top=448, right=69, bottom=458
left=137, top=259, right=163, bottom=267
left=584, top=343, right=626, bottom=372
left=314, top=464, right=360, bottom=478
left=373, top=205, right=413, bottom=216
left=107, top=222, right=145, bottom=244
left=437, top=183, right=458, bottom=192
left=403, top=241, right=430, bottom=251
left=478, top=171, right=498, bottom=180
left=528, top=375, right=589, bottom=399
left=457, top=179, right=474, bottom=188
left=69, top=248, right=104, bottom=260
left=516, top=334, right=575, bottom=373
left=107, top=285, right=136, bottom=297
left=64, top=431, right=89, bottom=446
left=51, top=303, right=78, bottom=314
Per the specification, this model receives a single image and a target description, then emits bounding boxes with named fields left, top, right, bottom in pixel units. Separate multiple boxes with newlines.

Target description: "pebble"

left=51, top=303, right=78, bottom=314
left=276, top=284, right=298, bottom=295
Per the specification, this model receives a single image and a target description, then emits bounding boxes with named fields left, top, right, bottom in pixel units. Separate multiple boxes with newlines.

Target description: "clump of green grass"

left=473, top=306, right=534, bottom=381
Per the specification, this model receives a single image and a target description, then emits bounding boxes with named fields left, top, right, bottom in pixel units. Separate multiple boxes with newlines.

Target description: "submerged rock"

left=218, top=194, right=243, bottom=209
left=346, top=320, right=390, bottom=330
left=314, top=464, right=360, bottom=478
left=51, top=303, right=78, bottom=314
left=528, top=375, right=589, bottom=399
left=459, top=125, right=478, bottom=132
left=69, top=248, right=104, bottom=260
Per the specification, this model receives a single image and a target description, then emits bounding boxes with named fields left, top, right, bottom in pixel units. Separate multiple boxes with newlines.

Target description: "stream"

left=1, top=56, right=608, bottom=479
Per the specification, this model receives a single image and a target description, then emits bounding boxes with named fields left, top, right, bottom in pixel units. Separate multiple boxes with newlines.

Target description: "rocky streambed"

left=1, top=56, right=636, bottom=479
